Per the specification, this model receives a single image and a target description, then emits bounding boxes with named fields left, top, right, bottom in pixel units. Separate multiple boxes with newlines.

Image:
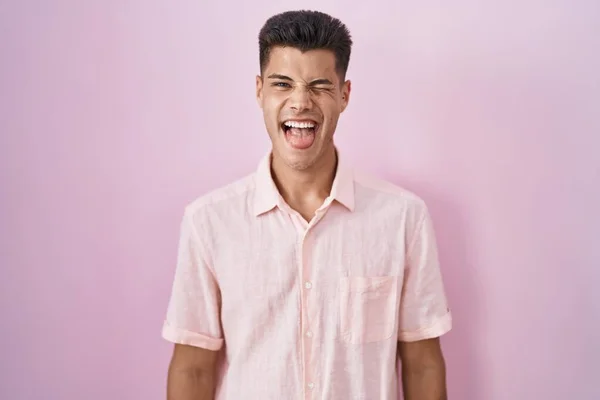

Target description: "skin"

left=166, top=344, right=218, bottom=400
left=166, top=45, right=448, bottom=400
left=399, top=338, right=448, bottom=400
left=255, top=46, right=350, bottom=220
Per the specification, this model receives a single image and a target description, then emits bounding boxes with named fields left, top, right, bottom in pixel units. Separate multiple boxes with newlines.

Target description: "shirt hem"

left=162, top=321, right=224, bottom=351
left=398, top=311, right=452, bottom=342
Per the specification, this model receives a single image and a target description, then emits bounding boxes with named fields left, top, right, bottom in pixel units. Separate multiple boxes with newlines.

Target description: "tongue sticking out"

left=285, top=127, right=315, bottom=150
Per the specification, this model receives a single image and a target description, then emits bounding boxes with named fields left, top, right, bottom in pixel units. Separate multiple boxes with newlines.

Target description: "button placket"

left=299, top=228, right=318, bottom=399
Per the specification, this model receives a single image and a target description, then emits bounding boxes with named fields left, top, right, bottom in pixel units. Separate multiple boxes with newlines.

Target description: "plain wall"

left=1, top=1, right=599, bottom=399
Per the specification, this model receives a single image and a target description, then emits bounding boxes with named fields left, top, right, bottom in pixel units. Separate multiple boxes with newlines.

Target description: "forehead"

left=264, top=46, right=339, bottom=82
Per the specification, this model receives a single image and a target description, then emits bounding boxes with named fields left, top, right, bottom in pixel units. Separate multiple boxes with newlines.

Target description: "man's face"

left=256, top=46, right=351, bottom=171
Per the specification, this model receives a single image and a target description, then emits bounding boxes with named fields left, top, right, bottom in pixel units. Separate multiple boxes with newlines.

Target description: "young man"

left=163, top=10, right=452, bottom=400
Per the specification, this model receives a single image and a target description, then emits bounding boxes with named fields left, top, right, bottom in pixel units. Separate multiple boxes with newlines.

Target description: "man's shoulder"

left=183, top=173, right=257, bottom=217
left=353, top=169, right=428, bottom=211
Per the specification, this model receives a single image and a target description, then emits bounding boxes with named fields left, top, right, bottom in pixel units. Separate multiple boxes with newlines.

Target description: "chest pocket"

left=339, top=276, right=399, bottom=344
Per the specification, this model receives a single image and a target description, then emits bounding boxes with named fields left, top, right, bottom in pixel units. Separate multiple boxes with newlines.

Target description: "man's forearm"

left=402, top=365, right=448, bottom=400
left=167, top=368, right=215, bottom=400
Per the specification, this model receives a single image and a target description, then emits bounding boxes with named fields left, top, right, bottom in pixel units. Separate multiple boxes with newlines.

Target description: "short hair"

left=258, top=10, right=353, bottom=80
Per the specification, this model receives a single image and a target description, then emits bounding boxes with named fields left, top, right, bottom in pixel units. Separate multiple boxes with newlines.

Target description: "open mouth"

left=281, top=120, right=319, bottom=150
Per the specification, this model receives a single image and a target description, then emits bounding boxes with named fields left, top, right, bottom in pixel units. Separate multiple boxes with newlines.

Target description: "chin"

left=275, top=144, right=319, bottom=171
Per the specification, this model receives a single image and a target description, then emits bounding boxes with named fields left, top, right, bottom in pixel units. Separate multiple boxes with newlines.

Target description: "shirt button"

left=304, top=281, right=312, bottom=289
left=306, top=331, right=313, bottom=338
left=307, top=382, right=315, bottom=389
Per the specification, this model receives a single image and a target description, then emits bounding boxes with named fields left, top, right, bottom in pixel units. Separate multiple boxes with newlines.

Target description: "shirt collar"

left=253, top=149, right=355, bottom=216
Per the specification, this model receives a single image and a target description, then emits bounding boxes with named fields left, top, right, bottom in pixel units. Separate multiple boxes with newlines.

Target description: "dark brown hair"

left=258, top=10, right=353, bottom=79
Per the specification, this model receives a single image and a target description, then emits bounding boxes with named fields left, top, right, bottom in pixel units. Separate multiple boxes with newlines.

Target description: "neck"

left=271, top=146, right=337, bottom=213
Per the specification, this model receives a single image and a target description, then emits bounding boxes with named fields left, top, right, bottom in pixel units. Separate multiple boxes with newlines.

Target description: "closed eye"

left=311, top=86, right=334, bottom=92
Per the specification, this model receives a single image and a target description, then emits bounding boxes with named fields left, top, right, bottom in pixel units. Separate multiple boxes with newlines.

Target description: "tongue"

left=286, top=128, right=315, bottom=150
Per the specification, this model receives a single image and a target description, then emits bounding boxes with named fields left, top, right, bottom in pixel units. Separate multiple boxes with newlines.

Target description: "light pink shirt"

left=162, top=153, right=452, bottom=399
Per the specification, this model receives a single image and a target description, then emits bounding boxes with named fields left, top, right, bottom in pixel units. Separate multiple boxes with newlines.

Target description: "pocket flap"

left=340, top=276, right=396, bottom=293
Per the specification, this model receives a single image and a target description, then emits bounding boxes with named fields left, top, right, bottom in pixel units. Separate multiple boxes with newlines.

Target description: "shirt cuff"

left=162, top=321, right=224, bottom=351
left=398, top=311, right=453, bottom=342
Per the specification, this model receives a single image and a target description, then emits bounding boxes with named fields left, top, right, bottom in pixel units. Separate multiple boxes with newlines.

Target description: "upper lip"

left=282, top=118, right=319, bottom=124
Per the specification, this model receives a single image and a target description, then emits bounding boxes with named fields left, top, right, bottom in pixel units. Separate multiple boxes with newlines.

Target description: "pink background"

left=1, top=1, right=599, bottom=399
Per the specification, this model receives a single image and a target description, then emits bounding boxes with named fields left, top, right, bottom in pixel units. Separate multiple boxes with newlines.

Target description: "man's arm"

left=398, top=337, right=447, bottom=400
left=167, top=343, right=219, bottom=400
left=163, top=211, right=224, bottom=399
left=397, top=202, right=451, bottom=398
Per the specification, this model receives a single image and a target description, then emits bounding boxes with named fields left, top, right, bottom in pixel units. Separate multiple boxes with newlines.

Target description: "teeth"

left=284, top=121, right=316, bottom=129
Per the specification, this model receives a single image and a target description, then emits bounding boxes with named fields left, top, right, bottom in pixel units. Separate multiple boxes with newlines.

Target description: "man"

left=163, top=10, right=452, bottom=400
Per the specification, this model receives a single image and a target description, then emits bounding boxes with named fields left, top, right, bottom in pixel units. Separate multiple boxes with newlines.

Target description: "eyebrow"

left=267, top=74, right=334, bottom=86
left=267, top=73, right=293, bottom=81
left=308, top=78, right=334, bottom=86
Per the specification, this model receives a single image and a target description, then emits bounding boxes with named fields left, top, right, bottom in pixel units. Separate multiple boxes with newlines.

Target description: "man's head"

left=256, top=10, right=353, bottom=171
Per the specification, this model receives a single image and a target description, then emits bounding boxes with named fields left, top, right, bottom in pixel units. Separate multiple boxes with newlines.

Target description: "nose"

left=288, top=85, right=313, bottom=112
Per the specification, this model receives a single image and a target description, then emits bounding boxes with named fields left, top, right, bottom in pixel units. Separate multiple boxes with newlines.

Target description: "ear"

left=340, top=79, right=351, bottom=113
left=256, top=75, right=264, bottom=108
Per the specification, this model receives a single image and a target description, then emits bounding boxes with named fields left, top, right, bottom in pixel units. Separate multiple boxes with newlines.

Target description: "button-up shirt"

left=162, top=153, right=452, bottom=399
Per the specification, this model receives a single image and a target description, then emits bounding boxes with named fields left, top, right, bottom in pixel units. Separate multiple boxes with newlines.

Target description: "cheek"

left=317, top=93, right=340, bottom=109
left=263, top=99, right=285, bottom=132
left=320, top=101, right=341, bottom=122
left=265, top=96, right=285, bottom=116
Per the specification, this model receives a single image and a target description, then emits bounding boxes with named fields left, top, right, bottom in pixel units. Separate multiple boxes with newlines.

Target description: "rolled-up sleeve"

left=162, top=211, right=224, bottom=351
left=398, top=204, right=452, bottom=342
